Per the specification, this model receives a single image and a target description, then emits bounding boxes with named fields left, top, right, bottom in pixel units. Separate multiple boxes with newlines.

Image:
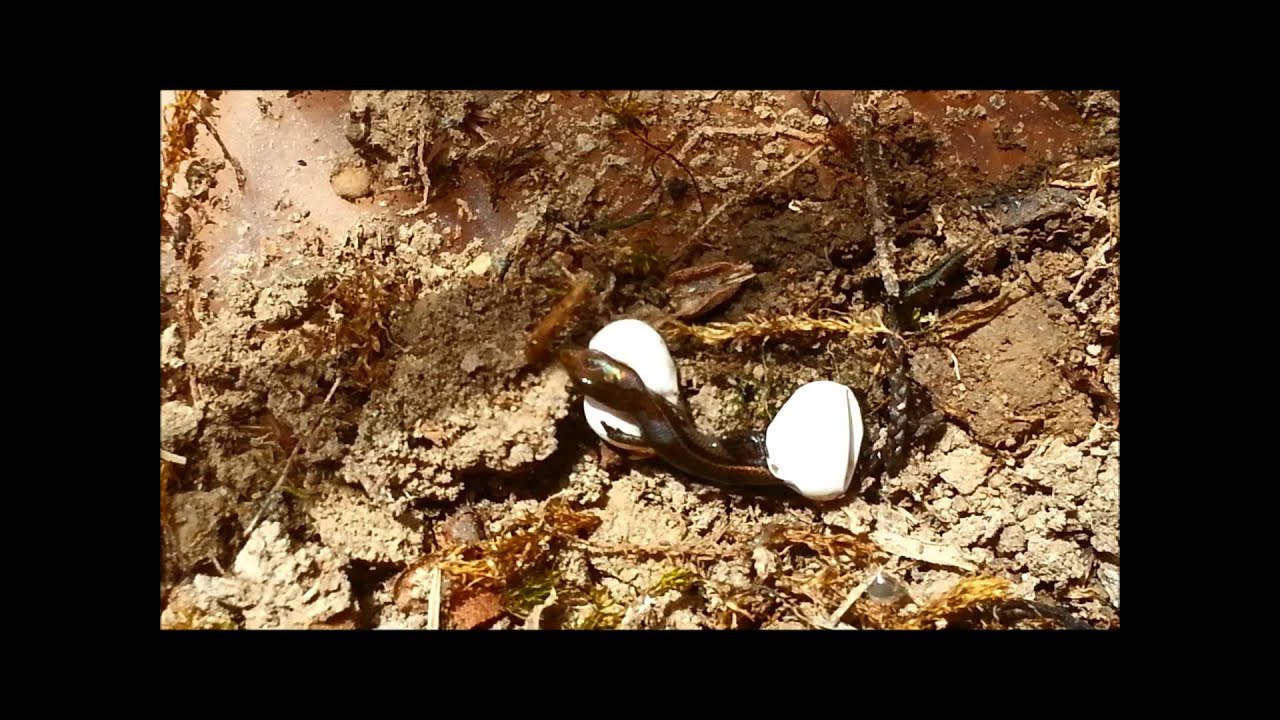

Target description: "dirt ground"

left=160, top=89, right=1119, bottom=630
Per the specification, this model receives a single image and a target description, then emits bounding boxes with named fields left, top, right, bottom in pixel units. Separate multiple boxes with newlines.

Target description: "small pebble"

left=465, top=253, right=492, bottom=276
left=440, top=507, right=485, bottom=546
left=535, top=92, right=551, bottom=103
left=810, top=113, right=829, bottom=127
left=1098, top=564, right=1119, bottom=609
left=345, top=116, right=370, bottom=145
left=866, top=572, right=908, bottom=605
left=331, top=164, right=373, bottom=200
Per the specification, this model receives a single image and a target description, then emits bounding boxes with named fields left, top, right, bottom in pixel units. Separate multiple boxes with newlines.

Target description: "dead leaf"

left=870, top=529, right=978, bottom=572
left=666, top=261, right=756, bottom=319
left=449, top=588, right=505, bottom=630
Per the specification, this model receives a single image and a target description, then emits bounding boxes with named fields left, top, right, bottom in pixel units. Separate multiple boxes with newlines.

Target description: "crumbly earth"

left=161, top=89, right=1120, bottom=629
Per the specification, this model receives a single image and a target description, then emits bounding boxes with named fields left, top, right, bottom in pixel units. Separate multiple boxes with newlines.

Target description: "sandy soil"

left=160, top=89, right=1119, bottom=630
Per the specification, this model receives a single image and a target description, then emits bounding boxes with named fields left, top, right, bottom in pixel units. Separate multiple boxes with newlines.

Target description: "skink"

left=558, top=347, right=782, bottom=489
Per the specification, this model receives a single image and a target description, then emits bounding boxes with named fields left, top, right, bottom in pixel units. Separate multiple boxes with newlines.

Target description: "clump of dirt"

left=162, top=521, right=355, bottom=629
left=911, top=295, right=1095, bottom=449
left=161, top=89, right=1119, bottom=630
left=307, top=486, right=421, bottom=565
left=340, top=219, right=581, bottom=510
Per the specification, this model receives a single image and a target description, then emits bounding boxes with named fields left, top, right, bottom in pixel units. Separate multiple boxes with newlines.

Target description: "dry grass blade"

left=870, top=529, right=977, bottom=572
left=893, top=577, right=1013, bottom=629
left=662, top=310, right=897, bottom=345
left=933, top=288, right=1030, bottom=339
left=762, top=526, right=885, bottom=570
left=889, top=577, right=1090, bottom=630
left=430, top=503, right=601, bottom=591
left=828, top=565, right=884, bottom=626
left=161, top=91, right=204, bottom=213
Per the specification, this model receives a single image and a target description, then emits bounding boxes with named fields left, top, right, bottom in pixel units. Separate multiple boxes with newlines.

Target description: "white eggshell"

left=581, top=319, right=681, bottom=446
left=763, top=381, right=864, bottom=501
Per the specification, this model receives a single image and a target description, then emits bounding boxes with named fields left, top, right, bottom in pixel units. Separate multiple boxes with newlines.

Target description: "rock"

left=161, top=401, right=202, bottom=450
left=937, top=445, right=991, bottom=495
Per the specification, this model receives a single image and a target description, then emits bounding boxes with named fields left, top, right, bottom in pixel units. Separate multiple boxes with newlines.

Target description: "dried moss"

left=300, top=256, right=421, bottom=389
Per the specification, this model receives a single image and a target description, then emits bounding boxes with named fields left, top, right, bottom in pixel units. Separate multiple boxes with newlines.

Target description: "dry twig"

left=241, top=374, right=343, bottom=542
left=690, top=145, right=826, bottom=243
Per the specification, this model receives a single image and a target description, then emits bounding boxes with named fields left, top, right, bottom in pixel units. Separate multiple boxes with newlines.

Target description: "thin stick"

left=1049, top=160, right=1119, bottom=190
left=626, top=126, right=706, bottom=215
left=828, top=564, right=884, bottom=626
left=426, top=567, right=443, bottom=630
left=160, top=448, right=188, bottom=465
left=1068, top=235, right=1117, bottom=303
left=677, top=125, right=826, bottom=161
left=861, top=141, right=898, bottom=297
left=398, top=130, right=436, bottom=218
left=194, top=115, right=246, bottom=190
left=945, top=347, right=962, bottom=382
left=241, top=374, right=342, bottom=542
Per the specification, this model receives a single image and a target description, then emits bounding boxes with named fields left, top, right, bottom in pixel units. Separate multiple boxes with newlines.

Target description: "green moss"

left=570, top=587, right=623, bottom=630
left=502, top=569, right=559, bottom=618
left=279, top=485, right=317, bottom=502
left=649, top=567, right=700, bottom=595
